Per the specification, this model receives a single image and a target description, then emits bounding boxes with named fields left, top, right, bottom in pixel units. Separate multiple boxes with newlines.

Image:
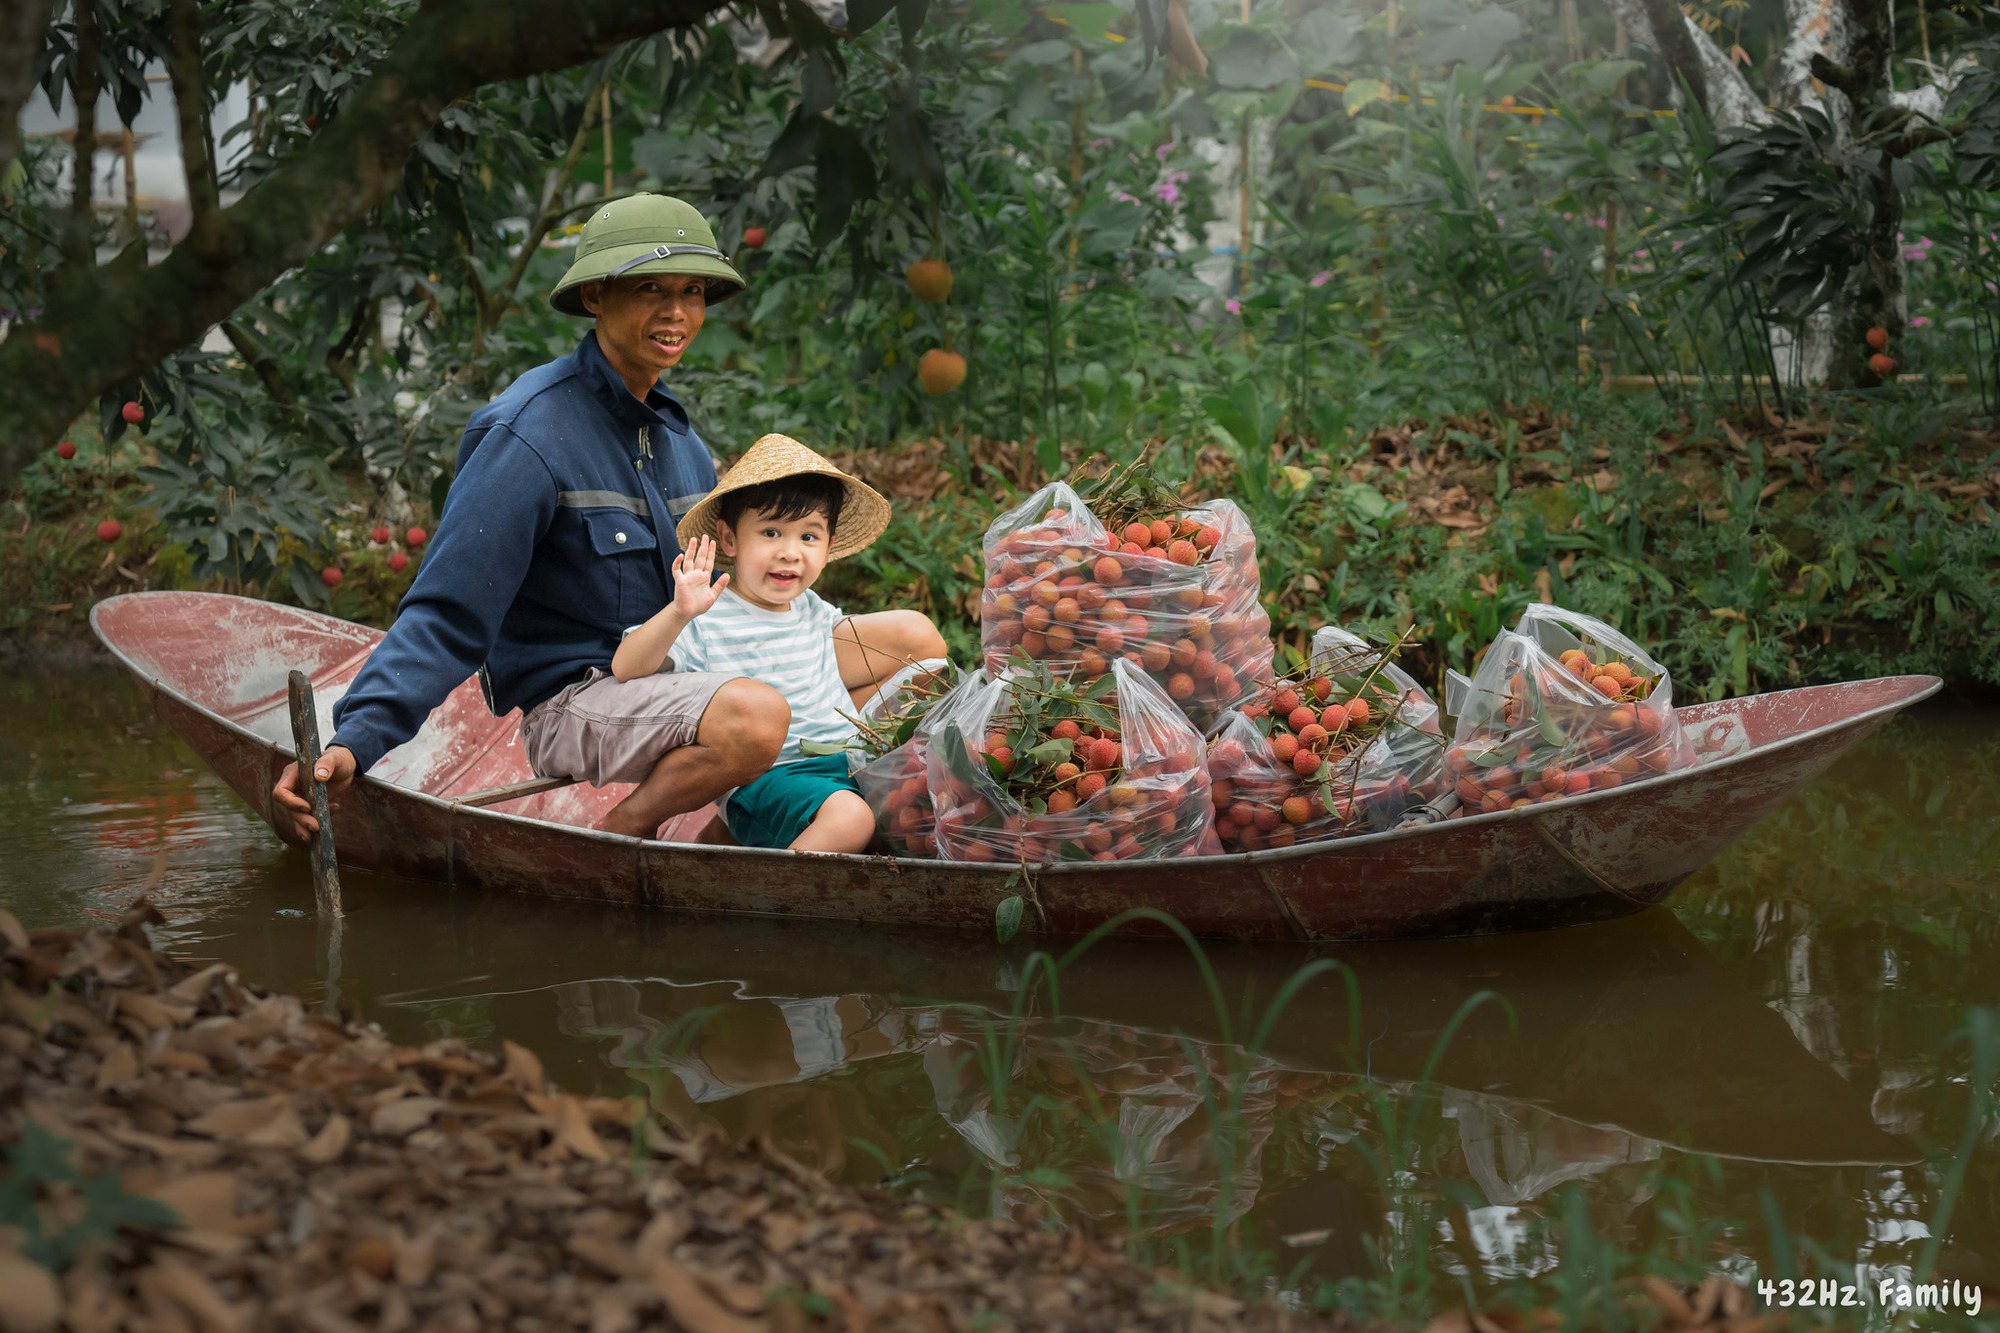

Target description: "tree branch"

left=221, top=318, right=298, bottom=409
left=165, top=0, right=220, bottom=234
left=61, top=0, right=101, bottom=268
left=484, top=83, right=602, bottom=332
left=1808, top=53, right=1863, bottom=98
left=1602, top=0, right=1767, bottom=126
left=1633, top=0, right=1709, bottom=116
left=0, top=0, right=57, bottom=183
left=0, top=0, right=737, bottom=487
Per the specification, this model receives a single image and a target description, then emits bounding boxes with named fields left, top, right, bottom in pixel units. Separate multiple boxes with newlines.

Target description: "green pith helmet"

left=548, top=193, right=746, bottom=316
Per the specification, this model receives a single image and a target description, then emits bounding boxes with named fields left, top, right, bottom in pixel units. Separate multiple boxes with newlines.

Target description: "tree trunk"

left=1814, top=0, right=1905, bottom=387
left=0, top=0, right=735, bottom=490
left=0, top=0, right=56, bottom=183
left=1610, top=0, right=1944, bottom=389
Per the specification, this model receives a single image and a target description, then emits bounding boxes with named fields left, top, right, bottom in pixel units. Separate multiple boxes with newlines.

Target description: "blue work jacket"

left=329, top=331, right=716, bottom=773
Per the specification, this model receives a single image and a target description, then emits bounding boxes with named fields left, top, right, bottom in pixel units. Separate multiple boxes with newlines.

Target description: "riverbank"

left=2, top=897, right=1806, bottom=1332
left=0, top=900, right=1339, bottom=1332
left=7, top=394, right=1996, bottom=696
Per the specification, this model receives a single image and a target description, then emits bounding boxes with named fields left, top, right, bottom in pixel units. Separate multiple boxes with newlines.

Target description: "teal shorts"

left=725, top=753, right=862, bottom=849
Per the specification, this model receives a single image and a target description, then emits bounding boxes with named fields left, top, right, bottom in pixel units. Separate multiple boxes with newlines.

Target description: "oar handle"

left=287, top=670, right=344, bottom=918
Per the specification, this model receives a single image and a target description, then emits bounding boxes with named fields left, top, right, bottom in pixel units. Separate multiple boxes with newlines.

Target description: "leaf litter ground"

left=1, top=900, right=1781, bottom=1332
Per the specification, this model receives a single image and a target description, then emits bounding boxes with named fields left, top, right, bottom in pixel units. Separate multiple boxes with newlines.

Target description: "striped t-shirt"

left=668, top=589, right=856, bottom=765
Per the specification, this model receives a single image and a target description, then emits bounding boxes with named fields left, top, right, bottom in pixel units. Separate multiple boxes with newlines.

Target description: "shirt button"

left=614, top=532, right=628, bottom=545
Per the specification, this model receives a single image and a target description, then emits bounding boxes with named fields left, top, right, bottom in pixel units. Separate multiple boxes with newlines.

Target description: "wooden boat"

left=91, top=590, right=1939, bottom=942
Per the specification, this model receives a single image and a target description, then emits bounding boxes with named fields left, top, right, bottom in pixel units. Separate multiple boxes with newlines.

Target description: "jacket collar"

left=574, top=330, right=692, bottom=434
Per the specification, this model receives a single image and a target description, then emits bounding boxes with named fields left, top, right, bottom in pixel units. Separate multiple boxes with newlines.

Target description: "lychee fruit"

left=96, top=518, right=122, bottom=543
left=905, top=259, right=954, bottom=303
left=370, top=525, right=391, bottom=544
left=406, top=527, right=429, bottom=547
left=322, top=566, right=344, bottom=588
left=56, top=441, right=76, bottom=460
left=120, top=400, right=144, bottom=425
left=919, top=348, right=967, bottom=394
left=742, top=227, right=768, bottom=249
left=388, top=552, right=410, bottom=572
left=1865, top=326, right=1889, bottom=351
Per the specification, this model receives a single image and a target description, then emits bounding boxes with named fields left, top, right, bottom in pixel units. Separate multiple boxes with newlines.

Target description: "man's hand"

left=672, top=534, right=729, bottom=619
left=271, top=744, right=357, bottom=845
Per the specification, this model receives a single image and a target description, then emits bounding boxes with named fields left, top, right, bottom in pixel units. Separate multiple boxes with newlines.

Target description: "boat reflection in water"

left=377, top=907, right=1913, bottom=1289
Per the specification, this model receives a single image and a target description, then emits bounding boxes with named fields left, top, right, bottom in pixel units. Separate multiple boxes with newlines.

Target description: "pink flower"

left=1541, top=247, right=1555, bottom=259
left=1156, top=142, right=1173, bottom=160
left=1909, top=315, right=1932, bottom=327
left=1902, top=245, right=1928, bottom=262
left=1154, top=182, right=1180, bottom=204
left=1225, top=298, right=1241, bottom=315
left=1310, top=270, right=1332, bottom=287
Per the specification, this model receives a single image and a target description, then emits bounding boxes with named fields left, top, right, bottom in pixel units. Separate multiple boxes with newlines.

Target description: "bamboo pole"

left=601, top=84, right=614, bottom=198
left=286, top=671, right=343, bottom=918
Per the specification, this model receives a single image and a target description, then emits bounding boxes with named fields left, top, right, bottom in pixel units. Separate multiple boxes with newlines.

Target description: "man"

left=272, top=193, right=789, bottom=841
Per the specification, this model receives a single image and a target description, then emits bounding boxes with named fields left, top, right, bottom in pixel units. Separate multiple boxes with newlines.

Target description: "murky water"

left=6, top=665, right=1997, bottom=1309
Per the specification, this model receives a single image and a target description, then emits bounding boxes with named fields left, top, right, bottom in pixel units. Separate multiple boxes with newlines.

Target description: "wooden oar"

left=286, top=670, right=343, bottom=918
left=454, top=774, right=577, bottom=809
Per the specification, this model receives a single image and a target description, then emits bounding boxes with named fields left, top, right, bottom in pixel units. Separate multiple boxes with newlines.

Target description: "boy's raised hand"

left=672, top=534, right=729, bottom=619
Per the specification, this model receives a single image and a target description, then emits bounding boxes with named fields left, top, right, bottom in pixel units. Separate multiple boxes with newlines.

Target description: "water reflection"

left=339, top=904, right=1918, bottom=1292
left=6, top=667, right=1998, bottom=1299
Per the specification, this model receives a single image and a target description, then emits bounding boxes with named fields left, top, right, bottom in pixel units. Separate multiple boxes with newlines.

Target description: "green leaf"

left=798, top=739, right=852, bottom=757
left=811, top=120, right=877, bottom=248
left=1536, top=707, right=1568, bottom=749
left=845, top=0, right=896, bottom=33
left=1342, top=78, right=1392, bottom=117
left=995, top=894, right=1025, bottom=943
left=1209, top=25, right=1301, bottom=92
left=1422, top=8, right=1523, bottom=68
left=760, top=111, right=821, bottom=179
left=1023, top=739, right=1075, bottom=767
left=1044, top=3, right=1123, bottom=42
left=1345, top=483, right=1391, bottom=521
left=800, top=50, right=839, bottom=119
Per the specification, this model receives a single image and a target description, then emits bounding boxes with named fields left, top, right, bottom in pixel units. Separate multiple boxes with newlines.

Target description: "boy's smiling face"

left=715, top=505, right=833, bottom=612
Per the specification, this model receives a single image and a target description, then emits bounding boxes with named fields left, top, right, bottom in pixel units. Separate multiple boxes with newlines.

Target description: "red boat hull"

left=91, top=592, right=1938, bottom=941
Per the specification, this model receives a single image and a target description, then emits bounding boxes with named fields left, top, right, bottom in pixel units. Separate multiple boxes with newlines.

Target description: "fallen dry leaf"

left=0, top=1245, right=63, bottom=1332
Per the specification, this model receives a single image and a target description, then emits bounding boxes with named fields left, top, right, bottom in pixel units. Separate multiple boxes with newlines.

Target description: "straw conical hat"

left=677, top=434, right=891, bottom=561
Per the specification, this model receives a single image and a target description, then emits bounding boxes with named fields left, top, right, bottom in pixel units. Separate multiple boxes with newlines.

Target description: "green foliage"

left=0, top=1122, right=180, bottom=1272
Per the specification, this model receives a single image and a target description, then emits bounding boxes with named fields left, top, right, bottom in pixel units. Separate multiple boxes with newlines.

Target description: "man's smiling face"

left=581, top=272, right=707, bottom=396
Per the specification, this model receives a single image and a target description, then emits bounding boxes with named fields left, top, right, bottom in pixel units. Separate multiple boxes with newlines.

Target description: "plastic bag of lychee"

left=1206, top=627, right=1446, bottom=851
left=1443, top=604, right=1695, bottom=815
left=926, top=657, right=1215, bottom=864
left=978, top=481, right=1274, bottom=732
left=847, top=662, right=983, bottom=859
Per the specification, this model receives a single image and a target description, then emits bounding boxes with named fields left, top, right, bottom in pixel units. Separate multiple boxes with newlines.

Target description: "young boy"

left=612, top=434, right=945, bottom=852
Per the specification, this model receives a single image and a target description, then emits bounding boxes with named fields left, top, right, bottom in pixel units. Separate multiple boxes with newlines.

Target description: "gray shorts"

left=519, top=669, right=734, bottom=786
